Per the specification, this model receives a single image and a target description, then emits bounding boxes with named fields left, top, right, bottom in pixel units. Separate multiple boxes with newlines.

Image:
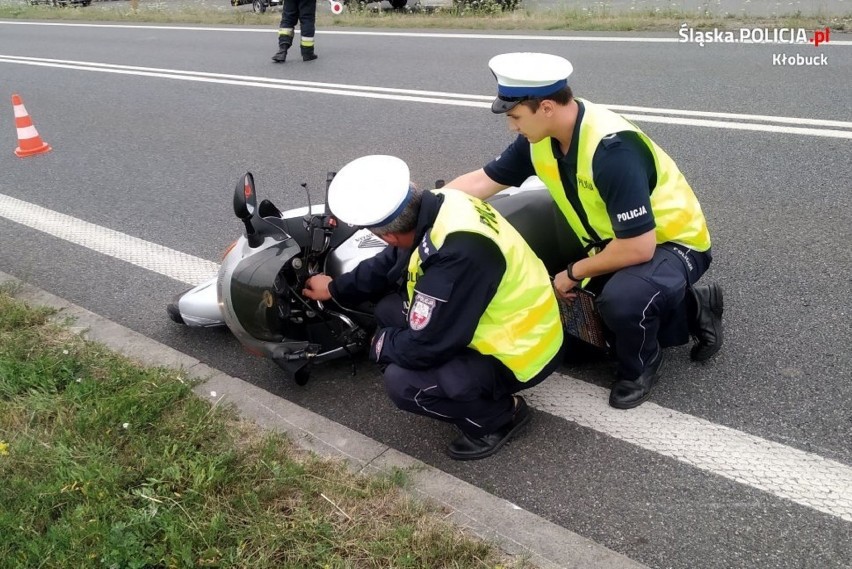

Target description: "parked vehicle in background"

left=230, top=0, right=284, bottom=12
left=28, top=0, right=92, bottom=6
left=232, top=0, right=408, bottom=12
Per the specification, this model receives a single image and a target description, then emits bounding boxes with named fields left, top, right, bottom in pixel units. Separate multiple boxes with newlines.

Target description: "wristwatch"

left=566, top=262, right=581, bottom=282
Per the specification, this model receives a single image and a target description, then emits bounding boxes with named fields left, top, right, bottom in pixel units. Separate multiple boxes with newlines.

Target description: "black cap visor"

left=491, top=96, right=524, bottom=114
left=491, top=81, right=568, bottom=114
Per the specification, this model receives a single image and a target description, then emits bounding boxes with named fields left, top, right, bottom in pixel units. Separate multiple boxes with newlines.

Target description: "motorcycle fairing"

left=219, top=235, right=302, bottom=357
left=227, top=240, right=303, bottom=343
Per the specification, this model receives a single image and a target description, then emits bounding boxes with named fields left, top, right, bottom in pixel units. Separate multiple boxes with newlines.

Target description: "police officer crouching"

left=447, top=53, right=724, bottom=409
left=302, top=155, right=564, bottom=460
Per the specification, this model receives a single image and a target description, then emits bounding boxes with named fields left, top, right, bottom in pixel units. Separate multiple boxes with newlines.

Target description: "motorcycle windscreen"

left=229, top=242, right=302, bottom=342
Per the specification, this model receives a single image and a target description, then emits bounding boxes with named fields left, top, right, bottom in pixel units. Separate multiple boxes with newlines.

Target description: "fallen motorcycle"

left=167, top=170, right=586, bottom=384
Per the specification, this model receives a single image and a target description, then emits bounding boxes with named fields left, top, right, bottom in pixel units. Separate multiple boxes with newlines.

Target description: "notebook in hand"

left=557, top=288, right=608, bottom=349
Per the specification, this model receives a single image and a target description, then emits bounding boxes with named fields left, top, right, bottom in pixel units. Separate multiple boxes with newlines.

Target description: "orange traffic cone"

left=12, top=94, right=52, bottom=158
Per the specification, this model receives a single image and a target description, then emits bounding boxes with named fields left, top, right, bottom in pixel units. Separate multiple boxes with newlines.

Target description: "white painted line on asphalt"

left=604, top=104, right=852, bottom=129
left=1, top=191, right=851, bottom=524
left=0, top=56, right=491, bottom=109
left=525, top=376, right=852, bottom=523
left=321, top=30, right=852, bottom=46
left=0, top=194, right=218, bottom=286
left=1, top=21, right=851, bottom=45
left=0, top=55, right=493, bottom=100
left=2, top=55, right=851, bottom=139
left=619, top=113, right=852, bottom=138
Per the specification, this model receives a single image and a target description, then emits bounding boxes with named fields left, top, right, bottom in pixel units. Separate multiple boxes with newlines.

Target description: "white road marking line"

left=0, top=194, right=218, bottom=286
left=1, top=21, right=851, bottom=45
left=3, top=54, right=852, bottom=130
left=1, top=55, right=850, bottom=139
left=1, top=191, right=851, bottom=523
left=603, top=104, right=852, bottom=129
left=525, top=377, right=852, bottom=523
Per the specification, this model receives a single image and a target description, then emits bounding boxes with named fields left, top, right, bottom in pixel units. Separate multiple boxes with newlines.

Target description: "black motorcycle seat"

left=489, top=189, right=585, bottom=275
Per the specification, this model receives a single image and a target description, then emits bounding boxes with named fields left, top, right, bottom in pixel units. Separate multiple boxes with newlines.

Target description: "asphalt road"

left=0, top=20, right=850, bottom=569
left=45, top=0, right=852, bottom=15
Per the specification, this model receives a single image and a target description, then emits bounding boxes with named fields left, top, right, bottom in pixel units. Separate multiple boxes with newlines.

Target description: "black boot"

left=609, top=350, right=665, bottom=409
left=689, top=283, right=724, bottom=362
left=271, top=46, right=289, bottom=63
left=447, top=396, right=530, bottom=461
left=301, top=45, right=318, bottom=62
left=272, top=37, right=291, bottom=63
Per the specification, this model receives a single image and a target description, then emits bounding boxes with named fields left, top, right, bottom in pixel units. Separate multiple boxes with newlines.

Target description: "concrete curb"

left=1, top=271, right=646, bottom=569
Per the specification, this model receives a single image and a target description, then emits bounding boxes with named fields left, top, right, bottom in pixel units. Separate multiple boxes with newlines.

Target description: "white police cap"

left=327, top=155, right=412, bottom=228
left=488, top=52, right=574, bottom=114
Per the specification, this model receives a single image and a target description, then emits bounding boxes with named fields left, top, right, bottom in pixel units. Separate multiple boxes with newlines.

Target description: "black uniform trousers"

left=593, top=243, right=712, bottom=380
left=374, top=294, right=562, bottom=437
left=279, top=0, right=316, bottom=47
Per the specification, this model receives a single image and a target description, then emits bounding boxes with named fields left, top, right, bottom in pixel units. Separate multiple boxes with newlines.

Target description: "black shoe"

left=609, top=351, right=665, bottom=409
left=271, top=48, right=289, bottom=63
left=689, top=283, right=724, bottom=362
left=447, top=396, right=530, bottom=461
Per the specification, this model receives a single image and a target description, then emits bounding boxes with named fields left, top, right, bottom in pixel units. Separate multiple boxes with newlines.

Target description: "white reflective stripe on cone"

left=13, top=105, right=28, bottom=118
left=17, top=125, right=39, bottom=139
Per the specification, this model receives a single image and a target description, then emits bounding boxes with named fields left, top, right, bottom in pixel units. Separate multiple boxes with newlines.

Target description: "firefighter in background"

left=302, top=155, right=564, bottom=461
left=272, top=0, right=318, bottom=63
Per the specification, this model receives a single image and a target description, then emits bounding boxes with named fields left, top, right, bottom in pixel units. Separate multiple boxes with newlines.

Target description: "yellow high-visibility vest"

left=531, top=99, right=711, bottom=253
left=407, top=189, right=563, bottom=380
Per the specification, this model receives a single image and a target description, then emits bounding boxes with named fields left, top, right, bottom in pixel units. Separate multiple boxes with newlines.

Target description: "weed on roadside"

left=0, top=290, right=530, bottom=568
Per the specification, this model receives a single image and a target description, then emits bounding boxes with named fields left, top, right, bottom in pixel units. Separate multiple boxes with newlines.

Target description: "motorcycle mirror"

left=234, top=173, right=258, bottom=221
left=234, top=173, right=263, bottom=247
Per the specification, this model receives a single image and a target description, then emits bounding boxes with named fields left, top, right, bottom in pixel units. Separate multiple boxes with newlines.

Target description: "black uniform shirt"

left=330, top=192, right=507, bottom=370
left=484, top=100, right=658, bottom=241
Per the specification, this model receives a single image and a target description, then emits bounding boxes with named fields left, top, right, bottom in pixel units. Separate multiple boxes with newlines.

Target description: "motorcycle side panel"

left=490, top=188, right=586, bottom=275
left=177, top=277, right=225, bottom=327
left=218, top=236, right=300, bottom=357
left=325, top=228, right=387, bottom=278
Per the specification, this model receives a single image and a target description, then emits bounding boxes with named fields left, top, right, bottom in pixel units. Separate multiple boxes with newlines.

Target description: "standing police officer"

left=302, top=155, right=564, bottom=460
left=271, top=0, right=318, bottom=63
left=447, top=52, right=723, bottom=409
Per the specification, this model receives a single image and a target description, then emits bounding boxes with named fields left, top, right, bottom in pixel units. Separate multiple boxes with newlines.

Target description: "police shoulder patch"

left=408, top=293, right=437, bottom=331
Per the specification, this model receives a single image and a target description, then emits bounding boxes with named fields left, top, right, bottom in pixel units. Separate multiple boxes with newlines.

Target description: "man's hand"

left=445, top=168, right=507, bottom=201
left=302, top=274, right=333, bottom=301
left=553, top=270, right=579, bottom=300
left=551, top=231, right=657, bottom=300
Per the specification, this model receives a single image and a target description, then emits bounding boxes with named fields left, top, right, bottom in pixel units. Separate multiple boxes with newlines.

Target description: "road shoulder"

left=0, top=270, right=646, bottom=569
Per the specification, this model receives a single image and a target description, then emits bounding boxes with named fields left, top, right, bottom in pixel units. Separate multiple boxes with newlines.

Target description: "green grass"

left=0, top=1, right=849, bottom=31
left=0, top=287, right=529, bottom=568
